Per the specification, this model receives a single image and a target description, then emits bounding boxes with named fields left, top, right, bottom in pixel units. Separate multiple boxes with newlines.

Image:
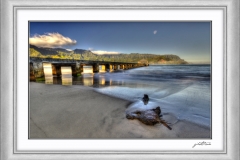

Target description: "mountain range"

left=29, top=45, right=188, bottom=65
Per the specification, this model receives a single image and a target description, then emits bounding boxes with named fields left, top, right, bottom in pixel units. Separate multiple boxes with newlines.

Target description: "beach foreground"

left=30, top=82, right=210, bottom=139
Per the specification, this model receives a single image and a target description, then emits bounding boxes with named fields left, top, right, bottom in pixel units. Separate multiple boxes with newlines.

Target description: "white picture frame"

left=1, top=0, right=239, bottom=159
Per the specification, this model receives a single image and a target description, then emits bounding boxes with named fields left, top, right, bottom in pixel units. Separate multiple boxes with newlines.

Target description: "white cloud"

left=29, top=33, right=77, bottom=48
left=66, top=49, right=72, bottom=51
left=153, top=30, right=157, bottom=34
left=91, top=50, right=120, bottom=55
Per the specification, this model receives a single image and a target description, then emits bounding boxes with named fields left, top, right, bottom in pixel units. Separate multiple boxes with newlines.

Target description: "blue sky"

left=29, top=22, right=211, bottom=64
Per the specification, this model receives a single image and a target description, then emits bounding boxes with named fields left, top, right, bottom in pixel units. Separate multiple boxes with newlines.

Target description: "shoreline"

left=30, top=82, right=210, bottom=139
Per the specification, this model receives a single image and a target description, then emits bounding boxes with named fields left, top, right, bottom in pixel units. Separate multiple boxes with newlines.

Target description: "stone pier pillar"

left=120, top=64, right=124, bottom=69
left=114, top=64, right=117, bottom=70
left=99, top=65, right=106, bottom=73
left=83, top=65, right=93, bottom=73
left=109, top=64, right=114, bottom=71
left=43, top=63, right=53, bottom=84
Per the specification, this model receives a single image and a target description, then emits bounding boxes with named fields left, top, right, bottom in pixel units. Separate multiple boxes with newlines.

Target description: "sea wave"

left=94, top=65, right=211, bottom=128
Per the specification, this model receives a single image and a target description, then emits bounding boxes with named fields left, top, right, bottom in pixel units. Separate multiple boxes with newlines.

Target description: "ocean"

left=92, top=65, right=211, bottom=128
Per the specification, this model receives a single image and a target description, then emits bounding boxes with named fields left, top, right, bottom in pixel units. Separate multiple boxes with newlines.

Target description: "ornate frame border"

left=1, top=0, right=239, bottom=159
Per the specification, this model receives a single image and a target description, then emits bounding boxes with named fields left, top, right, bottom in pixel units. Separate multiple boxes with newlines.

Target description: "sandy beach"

left=30, top=82, right=211, bottom=139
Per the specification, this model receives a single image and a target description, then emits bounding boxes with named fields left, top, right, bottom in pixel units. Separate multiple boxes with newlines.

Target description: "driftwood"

left=126, top=106, right=172, bottom=130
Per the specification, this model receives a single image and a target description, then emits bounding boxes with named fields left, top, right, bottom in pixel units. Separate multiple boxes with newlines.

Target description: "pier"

left=29, top=57, right=148, bottom=80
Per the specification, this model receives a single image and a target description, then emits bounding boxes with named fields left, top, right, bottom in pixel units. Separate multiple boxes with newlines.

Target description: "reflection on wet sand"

left=98, top=75, right=106, bottom=85
left=42, top=70, right=126, bottom=87
left=109, top=79, right=113, bottom=86
left=83, top=74, right=93, bottom=86
left=61, top=66, right=72, bottom=85
left=62, top=77, right=72, bottom=85
left=45, top=77, right=53, bottom=84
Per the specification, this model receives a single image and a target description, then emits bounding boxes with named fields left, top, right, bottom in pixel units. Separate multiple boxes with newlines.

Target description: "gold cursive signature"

left=192, top=141, right=211, bottom=148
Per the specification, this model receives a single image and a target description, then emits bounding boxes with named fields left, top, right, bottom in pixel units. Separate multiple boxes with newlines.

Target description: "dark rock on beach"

left=126, top=106, right=172, bottom=130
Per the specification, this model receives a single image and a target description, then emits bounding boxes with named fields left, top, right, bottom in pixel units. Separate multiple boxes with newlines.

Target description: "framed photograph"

left=1, top=0, right=239, bottom=160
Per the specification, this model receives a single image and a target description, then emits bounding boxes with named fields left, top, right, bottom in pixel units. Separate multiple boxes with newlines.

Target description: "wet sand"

left=29, top=82, right=211, bottom=139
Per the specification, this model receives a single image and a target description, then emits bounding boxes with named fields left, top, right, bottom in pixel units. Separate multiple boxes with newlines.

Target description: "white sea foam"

left=95, top=83, right=210, bottom=128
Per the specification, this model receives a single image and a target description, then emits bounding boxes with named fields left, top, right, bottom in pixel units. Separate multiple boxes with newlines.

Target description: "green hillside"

left=29, top=45, right=188, bottom=64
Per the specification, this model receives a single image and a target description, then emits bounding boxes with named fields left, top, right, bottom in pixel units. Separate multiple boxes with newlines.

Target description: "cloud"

left=29, top=33, right=77, bottom=48
left=153, top=30, right=157, bottom=34
left=91, top=50, right=120, bottom=55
